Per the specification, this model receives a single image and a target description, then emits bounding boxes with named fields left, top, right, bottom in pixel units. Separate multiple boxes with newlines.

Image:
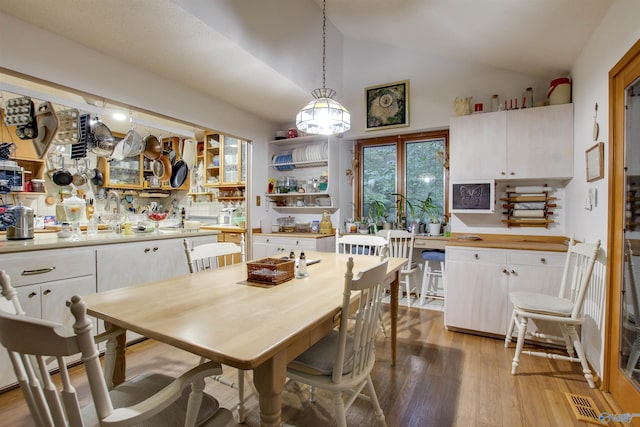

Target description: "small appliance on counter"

left=6, top=205, right=34, bottom=240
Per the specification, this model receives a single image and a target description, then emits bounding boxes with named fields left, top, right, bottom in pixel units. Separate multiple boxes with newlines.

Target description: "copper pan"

left=143, top=134, right=162, bottom=160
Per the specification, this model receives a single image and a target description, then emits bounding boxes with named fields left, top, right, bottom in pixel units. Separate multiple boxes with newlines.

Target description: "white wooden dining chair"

left=184, top=235, right=246, bottom=272
left=286, top=257, right=389, bottom=427
left=183, top=238, right=250, bottom=423
left=336, top=230, right=389, bottom=335
left=0, top=270, right=125, bottom=391
left=504, top=239, right=601, bottom=388
left=0, top=289, right=233, bottom=426
left=377, top=229, right=418, bottom=307
left=335, top=229, right=388, bottom=258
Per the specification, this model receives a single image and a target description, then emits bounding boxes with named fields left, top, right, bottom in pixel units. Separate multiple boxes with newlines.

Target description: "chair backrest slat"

left=184, top=237, right=246, bottom=273
left=555, top=239, right=601, bottom=319
left=334, top=257, right=388, bottom=383
left=380, top=229, right=415, bottom=268
left=335, top=229, right=388, bottom=259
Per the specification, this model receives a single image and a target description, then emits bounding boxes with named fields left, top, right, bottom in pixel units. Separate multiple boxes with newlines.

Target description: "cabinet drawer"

left=3, top=248, right=96, bottom=286
left=446, top=247, right=507, bottom=264
left=509, top=251, right=565, bottom=267
left=223, top=232, right=243, bottom=243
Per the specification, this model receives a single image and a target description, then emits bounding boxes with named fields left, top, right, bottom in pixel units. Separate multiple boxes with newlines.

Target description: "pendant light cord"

left=321, top=0, right=327, bottom=90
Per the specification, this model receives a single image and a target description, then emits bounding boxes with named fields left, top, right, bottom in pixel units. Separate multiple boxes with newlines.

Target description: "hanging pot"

left=143, top=134, right=162, bottom=160
left=91, top=168, right=104, bottom=186
left=90, top=121, right=116, bottom=158
left=52, top=157, right=73, bottom=186
left=159, top=154, right=172, bottom=181
left=121, top=128, right=145, bottom=157
left=170, top=159, right=188, bottom=188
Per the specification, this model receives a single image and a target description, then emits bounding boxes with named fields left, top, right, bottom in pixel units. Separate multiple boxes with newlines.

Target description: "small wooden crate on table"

left=247, top=257, right=295, bottom=285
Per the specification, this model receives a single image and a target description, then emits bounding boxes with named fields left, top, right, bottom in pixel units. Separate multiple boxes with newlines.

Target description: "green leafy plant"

left=418, top=194, right=441, bottom=223
left=392, top=193, right=416, bottom=224
left=368, top=199, right=388, bottom=225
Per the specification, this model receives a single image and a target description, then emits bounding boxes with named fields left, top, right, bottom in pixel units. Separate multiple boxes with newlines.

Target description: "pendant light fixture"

left=296, top=0, right=350, bottom=136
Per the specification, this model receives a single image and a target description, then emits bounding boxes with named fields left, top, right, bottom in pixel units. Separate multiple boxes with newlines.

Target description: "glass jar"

left=522, top=87, right=534, bottom=109
left=490, top=94, right=500, bottom=112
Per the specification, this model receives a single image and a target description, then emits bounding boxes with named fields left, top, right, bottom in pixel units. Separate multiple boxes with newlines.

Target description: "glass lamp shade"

left=296, top=88, right=350, bottom=135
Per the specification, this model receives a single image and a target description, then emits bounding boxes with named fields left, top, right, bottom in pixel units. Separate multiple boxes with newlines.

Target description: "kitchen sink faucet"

left=105, top=190, right=121, bottom=215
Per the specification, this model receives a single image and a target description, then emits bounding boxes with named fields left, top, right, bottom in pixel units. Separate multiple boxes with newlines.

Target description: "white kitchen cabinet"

left=95, top=234, right=218, bottom=342
left=0, top=247, right=97, bottom=390
left=450, top=110, right=507, bottom=181
left=445, top=246, right=565, bottom=336
left=445, top=247, right=509, bottom=335
left=252, top=235, right=335, bottom=259
left=449, top=104, right=573, bottom=181
left=265, top=135, right=339, bottom=213
left=506, top=104, right=573, bottom=180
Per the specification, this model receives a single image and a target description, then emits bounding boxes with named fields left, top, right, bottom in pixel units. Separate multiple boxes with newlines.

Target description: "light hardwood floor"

left=0, top=306, right=620, bottom=426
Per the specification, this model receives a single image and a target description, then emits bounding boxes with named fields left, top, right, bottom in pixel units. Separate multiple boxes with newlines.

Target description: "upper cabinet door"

left=450, top=111, right=508, bottom=180
left=506, top=103, right=574, bottom=180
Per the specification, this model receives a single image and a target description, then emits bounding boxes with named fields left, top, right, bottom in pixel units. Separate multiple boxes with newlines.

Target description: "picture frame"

left=586, top=142, right=604, bottom=182
left=365, top=80, right=409, bottom=131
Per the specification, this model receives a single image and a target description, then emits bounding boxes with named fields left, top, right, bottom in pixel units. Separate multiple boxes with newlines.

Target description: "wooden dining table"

left=82, top=251, right=406, bottom=427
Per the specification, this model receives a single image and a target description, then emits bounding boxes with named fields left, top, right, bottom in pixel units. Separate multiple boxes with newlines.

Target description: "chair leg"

left=365, top=375, right=386, bottom=426
left=560, top=325, right=576, bottom=358
left=378, top=311, right=388, bottom=337
left=511, top=316, right=528, bottom=375
left=404, top=274, right=412, bottom=308
left=505, top=309, right=516, bottom=347
left=333, top=391, right=347, bottom=427
left=567, top=325, right=595, bottom=388
left=420, top=264, right=432, bottom=306
left=185, top=377, right=206, bottom=427
left=237, top=369, right=246, bottom=423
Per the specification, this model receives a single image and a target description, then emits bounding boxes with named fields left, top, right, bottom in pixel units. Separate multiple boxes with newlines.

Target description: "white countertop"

left=0, top=229, right=221, bottom=254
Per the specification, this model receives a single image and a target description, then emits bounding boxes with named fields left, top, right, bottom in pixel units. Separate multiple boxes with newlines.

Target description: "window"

left=356, top=130, right=448, bottom=227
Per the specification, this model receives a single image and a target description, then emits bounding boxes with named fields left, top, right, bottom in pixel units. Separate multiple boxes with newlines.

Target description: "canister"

left=548, top=77, right=571, bottom=105
left=6, top=205, right=34, bottom=240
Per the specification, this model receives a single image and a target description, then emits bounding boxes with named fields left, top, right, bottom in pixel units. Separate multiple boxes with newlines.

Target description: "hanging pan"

left=170, top=159, right=188, bottom=188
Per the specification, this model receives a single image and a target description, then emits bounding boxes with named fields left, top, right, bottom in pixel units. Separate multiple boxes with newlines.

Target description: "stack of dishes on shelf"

left=273, top=152, right=295, bottom=171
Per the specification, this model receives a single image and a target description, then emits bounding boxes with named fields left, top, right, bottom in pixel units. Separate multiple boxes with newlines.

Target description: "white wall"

left=567, top=0, right=640, bottom=377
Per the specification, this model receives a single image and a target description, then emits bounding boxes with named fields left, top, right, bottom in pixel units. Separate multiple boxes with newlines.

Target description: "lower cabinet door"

left=445, top=259, right=509, bottom=335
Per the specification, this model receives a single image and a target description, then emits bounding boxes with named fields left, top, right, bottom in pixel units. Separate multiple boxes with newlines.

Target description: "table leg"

left=390, top=271, right=399, bottom=366
left=112, top=328, right=127, bottom=386
left=253, top=351, right=287, bottom=427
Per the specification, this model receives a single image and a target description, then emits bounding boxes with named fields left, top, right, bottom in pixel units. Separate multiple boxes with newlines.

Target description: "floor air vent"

left=565, top=393, right=606, bottom=425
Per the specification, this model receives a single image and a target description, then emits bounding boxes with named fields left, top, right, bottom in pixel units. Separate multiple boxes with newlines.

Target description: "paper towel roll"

left=506, top=186, right=551, bottom=193
left=512, top=209, right=545, bottom=218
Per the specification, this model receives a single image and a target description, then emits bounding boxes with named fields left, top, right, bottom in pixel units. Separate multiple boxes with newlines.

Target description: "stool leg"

left=420, top=263, right=432, bottom=306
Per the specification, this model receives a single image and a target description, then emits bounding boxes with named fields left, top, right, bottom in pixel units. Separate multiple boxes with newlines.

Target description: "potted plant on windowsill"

left=418, top=194, right=442, bottom=236
left=392, top=193, right=418, bottom=231
left=368, top=199, right=389, bottom=231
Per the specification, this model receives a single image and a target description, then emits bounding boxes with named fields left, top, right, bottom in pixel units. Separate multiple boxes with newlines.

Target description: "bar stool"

left=420, top=250, right=445, bottom=306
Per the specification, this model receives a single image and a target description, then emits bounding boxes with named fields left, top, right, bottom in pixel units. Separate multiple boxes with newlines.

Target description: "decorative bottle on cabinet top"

left=522, top=87, right=534, bottom=109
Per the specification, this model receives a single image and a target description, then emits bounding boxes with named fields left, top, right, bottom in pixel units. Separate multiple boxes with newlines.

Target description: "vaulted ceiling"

left=0, top=0, right=614, bottom=124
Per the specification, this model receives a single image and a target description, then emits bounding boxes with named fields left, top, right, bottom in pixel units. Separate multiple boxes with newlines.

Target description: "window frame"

left=354, top=129, right=450, bottom=222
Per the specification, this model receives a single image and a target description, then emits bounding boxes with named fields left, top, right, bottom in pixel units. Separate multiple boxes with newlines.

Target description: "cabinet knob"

left=153, top=247, right=159, bottom=252
left=540, top=257, right=547, bottom=264
left=510, top=172, right=515, bottom=176
left=144, top=248, right=151, bottom=253
left=28, top=292, right=37, bottom=298
left=502, top=269, right=510, bottom=275
left=501, top=171, right=506, bottom=175
left=510, top=269, right=517, bottom=276
left=43, top=289, right=52, bottom=295
left=474, top=253, right=480, bottom=260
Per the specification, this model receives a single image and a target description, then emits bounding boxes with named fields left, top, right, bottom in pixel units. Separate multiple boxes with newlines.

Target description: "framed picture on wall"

left=586, top=142, right=604, bottom=182
left=365, top=80, right=409, bottom=131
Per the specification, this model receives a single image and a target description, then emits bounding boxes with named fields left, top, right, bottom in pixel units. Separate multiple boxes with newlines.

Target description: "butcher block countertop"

left=446, top=233, right=569, bottom=252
